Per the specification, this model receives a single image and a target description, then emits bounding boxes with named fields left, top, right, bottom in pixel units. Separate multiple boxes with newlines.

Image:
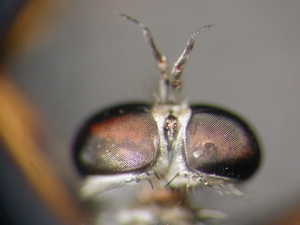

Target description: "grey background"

left=5, top=1, right=300, bottom=224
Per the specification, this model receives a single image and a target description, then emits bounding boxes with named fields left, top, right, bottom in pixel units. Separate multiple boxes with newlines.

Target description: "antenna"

left=171, top=22, right=218, bottom=90
left=118, top=12, right=217, bottom=104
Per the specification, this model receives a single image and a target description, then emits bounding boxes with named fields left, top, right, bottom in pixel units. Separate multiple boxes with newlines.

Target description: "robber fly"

left=73, top=13, right=261, bottom=225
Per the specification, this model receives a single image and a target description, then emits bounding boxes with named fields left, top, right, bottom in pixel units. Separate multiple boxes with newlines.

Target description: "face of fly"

left=73, top=13, right=260, bottom=199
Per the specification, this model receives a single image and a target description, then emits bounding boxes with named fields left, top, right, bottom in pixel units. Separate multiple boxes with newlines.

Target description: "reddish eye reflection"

left=186, top=106, right=260, bottom=180
left=73, top=104, right=159, bottom=175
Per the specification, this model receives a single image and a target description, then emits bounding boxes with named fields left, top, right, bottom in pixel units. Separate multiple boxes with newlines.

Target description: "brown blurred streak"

left=3, top=0, right=67, bottom=59
left=268, top=203, right=300, bottom=225
left=0, top=69, right=87, bottom=224
left=0, top=0, right=88, bottom=224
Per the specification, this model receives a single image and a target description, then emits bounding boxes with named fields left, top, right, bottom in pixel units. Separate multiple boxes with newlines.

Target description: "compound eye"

left=185, top=106, right=260, bottom=180
left=73, top=104, right=159, bottom=175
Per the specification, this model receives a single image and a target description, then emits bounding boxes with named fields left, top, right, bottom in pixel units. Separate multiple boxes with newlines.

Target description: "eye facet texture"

left=73, top=104, right=159, bottom=175
left=185, top=106, right=260, bottom=180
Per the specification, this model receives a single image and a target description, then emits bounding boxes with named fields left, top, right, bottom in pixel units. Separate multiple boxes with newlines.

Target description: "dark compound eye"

left=73, top=104, right=159, bottom=175
left=185, top=106, right=260, bottom=180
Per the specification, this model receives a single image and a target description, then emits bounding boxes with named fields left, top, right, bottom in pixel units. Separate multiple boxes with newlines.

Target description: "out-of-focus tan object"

left=0, top=69, right=87, bottom=224
left=2, top=0, right=66, bottom=59
left=0, top=0, right=87, bottom=224
left=268, top=203, right=300, bottom=225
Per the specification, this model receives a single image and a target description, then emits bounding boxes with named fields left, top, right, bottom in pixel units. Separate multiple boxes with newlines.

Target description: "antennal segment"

left=171, top=23, right=218, bottom=90
left=118, top=12, right=170, bottom=103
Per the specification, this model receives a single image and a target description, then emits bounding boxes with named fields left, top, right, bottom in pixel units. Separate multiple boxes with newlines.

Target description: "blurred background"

left=1, top=1, right=300, bottom=224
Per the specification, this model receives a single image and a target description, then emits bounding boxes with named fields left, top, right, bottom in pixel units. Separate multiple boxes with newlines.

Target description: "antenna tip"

left=116, top=11, right=127, bottom=19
